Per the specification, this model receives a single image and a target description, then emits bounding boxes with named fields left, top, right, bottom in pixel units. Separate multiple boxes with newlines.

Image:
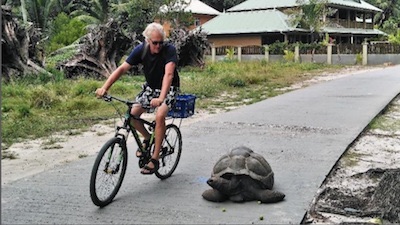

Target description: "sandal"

left=141, top=158, right=159, bottom=175
left=136, top=139, right=150, bottom=158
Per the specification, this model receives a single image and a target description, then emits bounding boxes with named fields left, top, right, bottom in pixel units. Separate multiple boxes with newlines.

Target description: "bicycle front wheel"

left=155, top=124, right=182, bottom=180
left=90, top=137, right=128, bottom=207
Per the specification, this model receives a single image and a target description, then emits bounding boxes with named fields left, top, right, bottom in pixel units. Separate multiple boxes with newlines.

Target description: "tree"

left=158, top=0, right=194, bottom=28
left=23, top=0, right=59, bottom=30
left=69, top=0, right=111, bottom=25
left=169, top=26, right=210, bottom=67
left=60, top=19, right=136, bottom=78
left=112, top=0, right=164, bottom=37
left=294, top=0, right=328, bottom=33
left=365, top=0, right=400, bottom=33
left=2, top=6, right=48, bottom=81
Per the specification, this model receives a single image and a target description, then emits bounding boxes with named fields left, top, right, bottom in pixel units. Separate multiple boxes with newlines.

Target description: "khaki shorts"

left=135, top=83, right=179, bottom=113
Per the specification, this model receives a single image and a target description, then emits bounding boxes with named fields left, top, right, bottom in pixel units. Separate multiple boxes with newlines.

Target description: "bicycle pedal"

left=161, top=147, right=168, bottom=156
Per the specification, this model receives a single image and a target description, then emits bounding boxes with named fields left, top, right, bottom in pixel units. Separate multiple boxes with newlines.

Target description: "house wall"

left=208, top=35, right=262, bottom=47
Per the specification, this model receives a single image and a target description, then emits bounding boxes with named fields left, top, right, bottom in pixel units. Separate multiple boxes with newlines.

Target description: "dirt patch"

left=304, top=96, right=400, bottom=224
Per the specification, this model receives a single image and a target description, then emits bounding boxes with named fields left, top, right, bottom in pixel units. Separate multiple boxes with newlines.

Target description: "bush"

left=269, top=41, right=289, bottom=54
left=47, top=13, right=87, bottom=53
left=283, top=50, right=295, bottom=62
left=356, top=52, right=363, bottom=65
left=224, top=47, right=237, bottom=62
left=388, top=29, right=400, bottom=44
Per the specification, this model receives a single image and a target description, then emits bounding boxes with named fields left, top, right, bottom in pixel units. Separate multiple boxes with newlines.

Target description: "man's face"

left=148, top=31, right=164, bottom=54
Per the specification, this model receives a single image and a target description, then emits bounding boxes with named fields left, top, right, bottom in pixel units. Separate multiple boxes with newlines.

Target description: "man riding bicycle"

left=96, top=22, right=180, bottom=175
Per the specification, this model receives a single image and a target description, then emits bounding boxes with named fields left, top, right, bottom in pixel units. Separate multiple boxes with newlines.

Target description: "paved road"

left=2, top=65, right=400, bottom=224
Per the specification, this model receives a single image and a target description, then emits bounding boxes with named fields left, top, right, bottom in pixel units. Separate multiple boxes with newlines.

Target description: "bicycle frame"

left=104, top=95, right=155, bottom=153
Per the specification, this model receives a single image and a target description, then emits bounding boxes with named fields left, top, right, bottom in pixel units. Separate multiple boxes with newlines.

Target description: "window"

left=194, top=18, right=200, bottom=27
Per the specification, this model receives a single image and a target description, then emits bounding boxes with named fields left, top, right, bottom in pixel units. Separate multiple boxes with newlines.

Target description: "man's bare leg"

left=141, top=104, right=168, bottom=173
left=131, top=106, right=151, bottom=157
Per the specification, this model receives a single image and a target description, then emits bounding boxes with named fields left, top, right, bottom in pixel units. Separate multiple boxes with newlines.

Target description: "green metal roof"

left=201, top=10, right=303, bottom=35
left=228, top=0, right=382, bottom=12
left=228, top=0, right=301, bottom=11
left=322, top=27, right=387, bottom=35
left=201, top=9, right=386, bottom=36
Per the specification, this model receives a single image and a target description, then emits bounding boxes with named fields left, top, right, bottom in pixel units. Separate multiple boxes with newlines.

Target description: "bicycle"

left=90, top=94, right=192, bottom=207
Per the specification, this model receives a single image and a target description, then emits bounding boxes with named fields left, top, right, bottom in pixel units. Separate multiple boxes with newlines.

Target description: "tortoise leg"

left=256, top=190, right=285, bottom=203
left=202, top=189, right=229, bottom=202
left=229, top=194, right=245, bottom=202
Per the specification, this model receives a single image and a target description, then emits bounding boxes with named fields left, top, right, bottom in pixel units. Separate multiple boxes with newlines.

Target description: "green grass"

left=368, top=103, right=400, bottom=132
left=1, top=61, right=344, bottom=150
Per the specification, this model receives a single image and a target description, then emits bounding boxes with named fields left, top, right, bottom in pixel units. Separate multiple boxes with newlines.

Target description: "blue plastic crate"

left=168, top=94, right=196, bottom=118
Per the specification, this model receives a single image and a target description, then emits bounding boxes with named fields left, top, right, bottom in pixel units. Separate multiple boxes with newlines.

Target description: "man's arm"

left=96, top=62, right=132, bottom=97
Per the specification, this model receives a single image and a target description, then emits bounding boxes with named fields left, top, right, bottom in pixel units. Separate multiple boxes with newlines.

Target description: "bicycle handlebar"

left=102, top=95, right=138, bottom=106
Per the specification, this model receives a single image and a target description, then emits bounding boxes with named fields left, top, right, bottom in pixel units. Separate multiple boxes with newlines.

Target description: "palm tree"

left=69, top=0, right=112, bottom=25
left=25, top=0, right=60, bottom=30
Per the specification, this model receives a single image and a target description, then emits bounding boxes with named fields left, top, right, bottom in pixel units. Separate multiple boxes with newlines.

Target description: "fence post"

left=295, top=44, right=300, bottom=63
left=327, top=44, right=333, bottom=65
left=362, top=42, right=368, bottom=65
left=264, top=45, right=269, bottom=63
left=238, top=46, right=242, bottom=62
left=211, top=46, right=216, bottom=63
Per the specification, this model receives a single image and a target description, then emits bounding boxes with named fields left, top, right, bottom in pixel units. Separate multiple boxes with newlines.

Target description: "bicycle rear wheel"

left=90, top=137, right=128, bottom=207
left=155, top=124, right=182, bottom=180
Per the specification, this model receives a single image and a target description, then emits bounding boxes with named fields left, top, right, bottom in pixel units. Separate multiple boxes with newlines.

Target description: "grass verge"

left=2, top=61, right=344, bottom=152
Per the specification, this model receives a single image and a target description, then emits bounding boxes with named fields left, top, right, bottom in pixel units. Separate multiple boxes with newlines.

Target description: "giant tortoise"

left=202, top=146, right=285, bottom=203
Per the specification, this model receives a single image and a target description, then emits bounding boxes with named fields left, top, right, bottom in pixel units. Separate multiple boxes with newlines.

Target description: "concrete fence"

left=208, top=43, right=400, bottom=65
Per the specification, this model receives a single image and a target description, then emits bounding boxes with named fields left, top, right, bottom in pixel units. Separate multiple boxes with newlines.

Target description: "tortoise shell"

left=211, top=146, right=274, bottom=189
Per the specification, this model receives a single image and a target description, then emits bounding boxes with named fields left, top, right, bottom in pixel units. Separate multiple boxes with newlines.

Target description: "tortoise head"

left=207, top=173, right=242, bottom=195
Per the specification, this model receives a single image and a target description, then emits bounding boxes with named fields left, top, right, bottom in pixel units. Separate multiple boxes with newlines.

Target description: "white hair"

left=142, top=22, right=165, bottom=41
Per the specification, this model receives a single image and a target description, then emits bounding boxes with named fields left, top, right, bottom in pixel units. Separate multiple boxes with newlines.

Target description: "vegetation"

left=388, top=29, right=400, bottom=44
left=1, top=61, right=341, bottom=149
left=224, top=47, right=236, bottom=61
left=365, top=0, right=400, bottom=35
left=47, top=13, right=87, bottom=53
left=283, top=50, right=296, bottom=62
left=293, top=0, right=329, bottom=33
left=368, top=102, right=400, bottom=132
left=169, top=26, right=211, bottom=67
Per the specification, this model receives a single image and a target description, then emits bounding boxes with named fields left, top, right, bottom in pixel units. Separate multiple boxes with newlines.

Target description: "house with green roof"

left=201, top=0, right=386, bottom=47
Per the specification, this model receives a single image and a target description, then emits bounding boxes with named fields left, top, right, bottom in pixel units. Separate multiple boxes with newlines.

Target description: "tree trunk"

left=1, top=6, right=47, bottom=82
left=60, top=19, right=135, bottom=79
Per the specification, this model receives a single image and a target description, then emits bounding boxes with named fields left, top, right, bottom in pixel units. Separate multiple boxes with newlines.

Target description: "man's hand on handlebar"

left=95, top=87, right=107, bottom=98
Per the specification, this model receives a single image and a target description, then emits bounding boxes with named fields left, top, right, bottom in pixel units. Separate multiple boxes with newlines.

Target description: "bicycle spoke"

left=155, top=124, right=182, bottom=180
left=90, top=137, right=128, bottom=206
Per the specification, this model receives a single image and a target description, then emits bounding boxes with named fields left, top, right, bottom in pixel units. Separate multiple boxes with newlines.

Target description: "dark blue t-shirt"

left=126, top=43, right=180, bottom=89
